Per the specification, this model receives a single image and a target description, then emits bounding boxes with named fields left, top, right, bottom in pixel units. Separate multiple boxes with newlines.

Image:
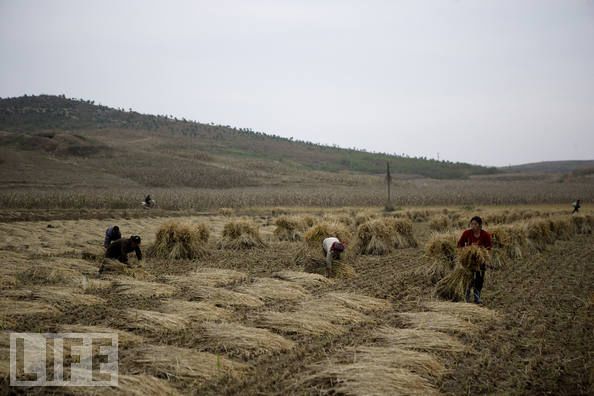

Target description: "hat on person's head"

left=131, top=235, right=141, bottom=244
left=331, top=242, right=345, bottom=252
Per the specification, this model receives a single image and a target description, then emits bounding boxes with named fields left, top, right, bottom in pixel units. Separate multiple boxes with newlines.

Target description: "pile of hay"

left=31, top=286, right=106, bottom=307
left=59, top=324, right=144, bottom=347
left=489, top=225, right=528, bottom=268
left=423, top=301, right=499, bottom=322
left=423, top=232, right=458, bottom=282
left=373, top=326, right=465, bottom=352
left=571, top=215, right=593, bottom=234
left=273, top=216, right=304, bottom=241
left=272, top=270, right=333, bottom=288
left=406, top=209, right=431, bottom=222
left=425, top=232, right=458, bottom=264
left=257, top=310, right=346, bottom=336
left=217, top=220, right=266, bottom=250
left=164, top=268, right=247, bottom=288
left=98, top=374, right=181, bottom=396
left=218, top=207, right=234, bottom=217
left=353, top=220, right=392, bottom=255
left=325, top=292, right=391, bottom=313
left=157, top=299, right=233, bottom=322
left=429, top=215, right=451, bottom=232
left=112, top=279, right=178, bottom=298
left=149, top=221, right=209, bottom=260
left=435, top=246, right=488, bottom=301
left=526, top=219, right=556, bottom=250
left=303, top=222, right=352, bottom=248
left=125, top=309, right=189, bottom=332
left=300, top=362, right=438, bottom=396
left=185, top=286, right=264, bottom=308
left=237, top=278, right=309, bottom=302
left=199, top=322, right=295, bottom=358
left=354, top=218, right=416, bottom=255
left=398, top=311, right=477, bottom=334
left=1, top=298, right=60, bottom=320
left=125, top=345, right=246, bottom=382
left=548, top=218, right=574, bottom=240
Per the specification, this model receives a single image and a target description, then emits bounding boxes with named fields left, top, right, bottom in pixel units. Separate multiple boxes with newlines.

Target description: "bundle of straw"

left=217, top=220, right=266, bottom=250
left=149, top=221, right=209, bottom=260
left=273, top=216, right=304, bottom=241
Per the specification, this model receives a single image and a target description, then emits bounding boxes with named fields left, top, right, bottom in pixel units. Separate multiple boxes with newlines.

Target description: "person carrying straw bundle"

left=457, top=216, right=492, bottom=304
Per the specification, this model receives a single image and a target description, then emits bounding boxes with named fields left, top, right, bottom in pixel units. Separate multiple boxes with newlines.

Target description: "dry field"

left=0, top=205, right=592, bottom=395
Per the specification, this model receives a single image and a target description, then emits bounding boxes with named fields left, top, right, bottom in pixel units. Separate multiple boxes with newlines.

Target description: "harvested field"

left=0, top=204, right=591, bottom=395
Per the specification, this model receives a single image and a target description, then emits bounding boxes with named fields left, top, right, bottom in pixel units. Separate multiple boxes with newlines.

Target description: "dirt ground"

left=0, top=209, right=592, bottom=395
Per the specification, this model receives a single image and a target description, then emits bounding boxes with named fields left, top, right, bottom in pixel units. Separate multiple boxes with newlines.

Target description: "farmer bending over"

left=103, top=225, right=121, bottom=249
left=105, top=235, right=142, bottom=265
left=322, top=237, right=345, bottom=277
left=457, top=216, right=492, bottom=304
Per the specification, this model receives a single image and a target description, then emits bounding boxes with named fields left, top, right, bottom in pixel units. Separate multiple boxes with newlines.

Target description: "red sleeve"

left=482, top=231, right=492, bottom=249
left=457, top=230, right=469, bottom=248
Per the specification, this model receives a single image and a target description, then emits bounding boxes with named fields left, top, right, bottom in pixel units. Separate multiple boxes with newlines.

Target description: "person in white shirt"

left=322, top=237, right=345, bottom=276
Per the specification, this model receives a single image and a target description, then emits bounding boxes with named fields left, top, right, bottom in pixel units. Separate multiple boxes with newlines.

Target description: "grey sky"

left=1, top=0, right=593, bottom=167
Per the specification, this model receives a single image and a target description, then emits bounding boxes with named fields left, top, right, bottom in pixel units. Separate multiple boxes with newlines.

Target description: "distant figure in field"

left=103, top=225, right=121, bottom=249
left=104, top=235, right=142, bottom=265
left=457, top=216, right=492, bottom=304
left=322, top=237, right=345, bottom=277
left=142, top=194, right=155, bottom=209
left=572, top=199, right=581, bottom=214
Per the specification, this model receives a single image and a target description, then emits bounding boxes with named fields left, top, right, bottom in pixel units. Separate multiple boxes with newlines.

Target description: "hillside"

left=0, top=95, right=497, bottom=190
left=502, top=160, right=594, bottom=174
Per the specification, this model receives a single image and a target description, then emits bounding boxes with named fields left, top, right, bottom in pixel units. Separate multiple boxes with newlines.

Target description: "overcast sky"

left=1, top=0, right=593, bottom=166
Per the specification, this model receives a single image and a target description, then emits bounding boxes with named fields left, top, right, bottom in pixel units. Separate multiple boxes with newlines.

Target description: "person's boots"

left=473, top=289, right=482, bottom=304
left=465, top=288, right=471, bottom=303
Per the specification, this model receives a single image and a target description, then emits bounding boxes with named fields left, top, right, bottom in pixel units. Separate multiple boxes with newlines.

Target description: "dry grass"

left=273, top=216, right=305, bottom=241
left=199, top=321, right=295, bottom=357
left=218, top=207, right=234, bottom=216
left=149, top=221, right=209, bottom=260
left=185, top=286, right=264, bottom=308
left=435, top=267, right=474, bottom=301
left=125, top=308, right=189, bottom=332
left=272, top=270, right=334, bottom=288
left=257, top=310, right=346, bottom=336
left=236, top=278, right=309, bottom=302
left=164, top=268, right=247, bottom=288
left=429, top=215, right=451, bottom=231
left=300, top=300, right=370, bottom=326
left=303, top=222, right=352, bottom=247
left=423, top=301, right=500, bottom=322
left=527, top=219, right=556, bottom=250
left=126, top=344, right=246, bottom=382
left=350, top=345, right=447, bottom=379
left=489, top=224, right=528, bottom=268
left=325, top=292, right=391, bottom=313
left=354, top=218, right=417, bottom=255
left=399, top=311, right=477, bottom=334
left=59, top=324, right=144, bottom=346
left=301, top=363, right=438, bottom=396
left=571, top=215, right=593, bottom=234
left=87, top=374, right=182, bottom=396
left=32, top=286, right=106, bottom=306
left=458, top=245, right=489, bottom=271
left=373, top=326, right=465, bottom=352
left=157, top=299, right=233, bottom=322
left=217, top=220, right=266, bottom=250
left=112, top=279, right=178, bottom=298
left=425, top=232, right=458, bottom=264
left=0, top=298, right=60, bottom=317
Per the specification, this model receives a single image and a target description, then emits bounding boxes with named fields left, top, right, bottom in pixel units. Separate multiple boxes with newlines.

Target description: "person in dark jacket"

left=105, top=235, right=142, bottom=264
left=572, top=199, right=581, bottom=214
left=457, top=216, right=492, bottom=304
left=103, top=225, right=122, bottom=249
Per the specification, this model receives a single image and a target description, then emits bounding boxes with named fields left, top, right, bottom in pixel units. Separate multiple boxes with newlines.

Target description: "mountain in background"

left=1, top=94, right=498, bottom=190
left=501, top=160, right=594, bottom=174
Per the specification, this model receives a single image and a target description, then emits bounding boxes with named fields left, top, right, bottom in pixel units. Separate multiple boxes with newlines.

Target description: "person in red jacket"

left=457, top=216, right=492, bottom=304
